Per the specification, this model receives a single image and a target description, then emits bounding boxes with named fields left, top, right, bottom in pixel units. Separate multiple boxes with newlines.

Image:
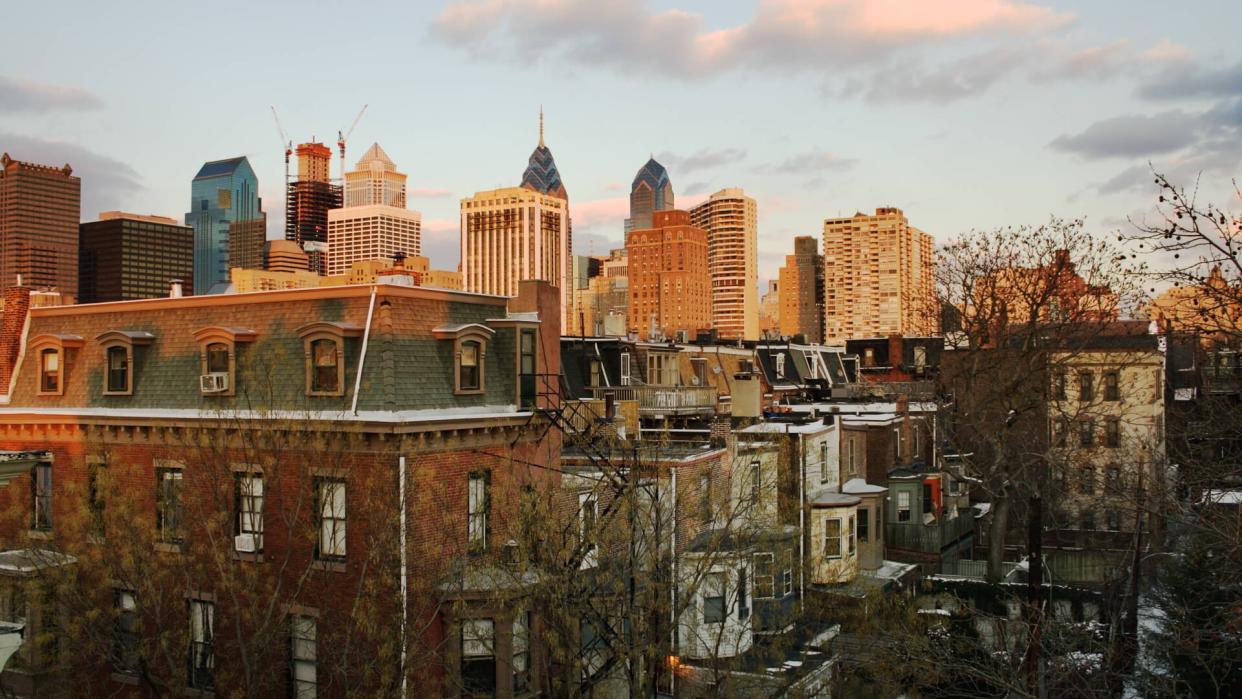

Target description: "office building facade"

left=0, top=153, right=81, bottom=300
left=779, top=236, right=824, bottom=343
left=690, top=188, right=759, bottom=340
left=286, top=142, right=343, bottom=274
left=327, top=144, right=421, bottom=276
left=185, top=157, right=264, bottom=294
left=626, top=210, right=710, bottom=341
left=625, top=157, right=674, bottom=235
left=79, top=212, right=194, bottom=303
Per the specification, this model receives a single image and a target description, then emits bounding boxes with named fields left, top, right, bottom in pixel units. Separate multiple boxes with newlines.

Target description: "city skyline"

left=2, top=0, right=1239, bottom=295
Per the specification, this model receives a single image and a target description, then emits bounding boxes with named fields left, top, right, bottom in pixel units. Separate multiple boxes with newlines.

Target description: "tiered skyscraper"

left=327, top=144, right=421, bottom=276
left=779, top=236, right=825, bottom=343
left=625, top=157, right=674, bottom=234
left=0, top=153, right=81, bottom=300
left=286, top=142, right=343, bottom=274
left=690, top=188, right=759, bottom=340
left=185, top=157, right=264, bottom=294
left=461, top=111, right=572, bottom=329
left=822, top=207, right=936, bottom=343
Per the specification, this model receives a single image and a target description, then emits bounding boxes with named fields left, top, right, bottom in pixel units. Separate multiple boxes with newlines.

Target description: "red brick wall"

left=0, top=286, right=31, bottom=392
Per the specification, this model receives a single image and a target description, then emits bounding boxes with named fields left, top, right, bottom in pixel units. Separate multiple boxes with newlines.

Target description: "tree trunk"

left=987, top=495, right=1010, bottom=583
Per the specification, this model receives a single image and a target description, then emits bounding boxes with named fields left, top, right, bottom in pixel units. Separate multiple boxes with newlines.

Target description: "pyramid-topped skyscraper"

left=625, top=156, right=674, bottom=234
left=519, top=109, right=567, bottom=199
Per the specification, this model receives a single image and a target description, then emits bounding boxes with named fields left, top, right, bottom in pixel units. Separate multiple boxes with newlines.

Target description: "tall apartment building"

left=690, top=188, right=758, bottom=340
left=461, top=116, right=571, bottom=328
left=79, top=212, right=194, bottom=302
left=0, top=153, right=81, bottom=301
left=625, top=157, right=674, bottom=235
left=779, top=236, right=825, bottom=343
left=822, top=207, right=936, bottom=344
left=286, top=142, right=343, bottom=274
left=185, top=156, right=264, bottom=294
left=326, top=144, right=421, bottom=276
left=626, top=210, right=710, bottom=341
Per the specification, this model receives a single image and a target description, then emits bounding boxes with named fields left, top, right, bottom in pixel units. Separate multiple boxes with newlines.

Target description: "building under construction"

left=285, top=142, right=342, bottom=275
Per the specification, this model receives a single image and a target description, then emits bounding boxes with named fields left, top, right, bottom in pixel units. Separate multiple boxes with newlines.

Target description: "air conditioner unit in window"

left=200, top=373, right=229, bottom=393
left=234, top=533, right=259, bottom=552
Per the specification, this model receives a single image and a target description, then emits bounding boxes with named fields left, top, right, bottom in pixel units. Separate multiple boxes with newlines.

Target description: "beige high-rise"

left=822, top=207, right=935, bottom=344
left=460, top=186, right=570, bottom=326
left=327, top=144, right=422, bottom=276
left=690, top=188, right=758, bottom=340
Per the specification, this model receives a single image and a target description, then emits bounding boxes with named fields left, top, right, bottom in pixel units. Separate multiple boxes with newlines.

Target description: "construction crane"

left=337, top=104, right=368, bottom=193
left=270, top=107, right=293, bottom=235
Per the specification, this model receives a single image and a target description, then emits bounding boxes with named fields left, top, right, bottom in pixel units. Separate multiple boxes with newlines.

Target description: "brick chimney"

left=0, top=286, right=33, bottom=393
left=887, top=334, right=904, bottom=370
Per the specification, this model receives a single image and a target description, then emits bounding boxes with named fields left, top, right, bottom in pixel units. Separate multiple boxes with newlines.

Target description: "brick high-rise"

left=778, top=236, right=824, bottom=343
left=0, top=153, right=81, bottom=301
left=79, top=212, right=194, bottom=303
left=690, top=188, right=758, bottom=341
left=822, top=207, right=936, bottom=344
left=626, top=210, right=710, bottom=341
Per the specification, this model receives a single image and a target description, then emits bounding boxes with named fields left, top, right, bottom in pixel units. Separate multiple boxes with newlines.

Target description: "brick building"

left=626, top=210, right=710, bottom=342
left=0, top=279, right=563, bottom=696
left=0, top=153, right=81, bottom=302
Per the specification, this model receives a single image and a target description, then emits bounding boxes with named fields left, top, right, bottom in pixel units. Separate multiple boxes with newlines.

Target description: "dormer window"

left=30, top=334, right=84, bottom=396
left=433, top=324, right=495, bottom=396
left=193, top=327, right=258, bottom=396
left=96, top=331, right=155, bottom=396
left=296, top=322, right=363, bottom=397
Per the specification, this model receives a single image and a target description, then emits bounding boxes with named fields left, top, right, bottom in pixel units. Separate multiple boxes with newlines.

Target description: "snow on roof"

left=974, top=503, right=992, bottom=519
left=810, top=488, right=861, bottom=507
left=862, top=560, right=919, bottom=581
left=739, top=421, right=833, bottom=434
left=1202, top=489, right=1242, bottom=506
left=842, top=478, right=887, bottom=494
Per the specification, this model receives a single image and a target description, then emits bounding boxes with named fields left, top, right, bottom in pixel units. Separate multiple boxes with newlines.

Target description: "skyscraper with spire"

left=625, top=157, right=674, bottom=235
left=461, top=109, right=572, bottom=330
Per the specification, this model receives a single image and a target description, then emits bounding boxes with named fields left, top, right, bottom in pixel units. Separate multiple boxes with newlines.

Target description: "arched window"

left=40, top=348, right=60, bottom=393
left=311, top=339, right=339, bottom=393
left=206, top=343, right=229, bottom=373
left=106, top=346, right=128, bottom=393
left=459, top=341, right=481, bottom=391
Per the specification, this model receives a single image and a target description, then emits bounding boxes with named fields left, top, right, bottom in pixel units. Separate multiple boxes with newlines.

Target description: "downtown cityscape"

left=0, top=1, right=1240, bottom=697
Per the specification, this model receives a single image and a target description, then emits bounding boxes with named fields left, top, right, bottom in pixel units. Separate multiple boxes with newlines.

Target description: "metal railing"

left=589, top=385, right=717, bottom=414
left=886, top=511, right=976, bottom=553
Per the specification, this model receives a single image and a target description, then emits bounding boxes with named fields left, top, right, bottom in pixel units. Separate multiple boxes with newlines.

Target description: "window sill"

left=232, top=551, right=264, bottom=563
left=154, top=542, right=184, bottom=554
left=306, top=391, right=345, bottom=398
left=111, top=672, right=140, bottom=686
left=312, top=559, right=346, bottom=573
left=102, top=390, right=133, bottom=397
left=454, top=388, right=486, bottom=396
left=26, top=529, right=52, bottom=540
left=183, top=689, right=215, bottom=698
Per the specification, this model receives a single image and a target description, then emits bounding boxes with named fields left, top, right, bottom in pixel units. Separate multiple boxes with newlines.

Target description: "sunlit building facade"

left=0, top=153, right=80, bottom=300
left=185, top=156, right=264, bottom=294
left=690, top=188, right=759, bottom=340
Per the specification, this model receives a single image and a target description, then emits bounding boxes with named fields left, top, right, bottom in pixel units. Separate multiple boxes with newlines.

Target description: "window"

left=106, top=346, right=129, bottom=393
left=782, top=549, right=793, bottom=595
left=1081, top=511, right=1096, bottom=531
left=749, top=461, right=761, bottom=507
left=848, top=515, right=857, bottom=556
left=112, top=589, right=138, bottom=676
left=737, top=567, right=750, bottom=620
left=1106, top=466, right=1121, bottom=494
left=821, top=442, right=831, bottom=483
left=468, top=472, right=489, bottom=554
left=1079, top=371, right=1094, bottom=401
left=316, top=479, right=347, bottom=562
left=1080, top=419, right=1095, bottom=448
left=893, top=428, right=901, bottom=459
left=775, top=353, right=786, bottom=379
left=848, top=437, right=858, bottom=474
left=587, top=358, right=602, bottom=388
left=897, top=492, right=911, bottom=523
left=188, top=600, right=214, bottom=690
left=702, top=573, right=726, bottom=623
left=513, top=612, right=530, bottom=693
left=1103, top=371, right=1120, bottom=401
left=1053, top=371, right=1067, bottom=400
left=206, top=343, right=229, bottom=373
left=234, top=474, right=264, bottom=553
left=579, top=493, right=598, bottom=566
left=310, top=339, right=340, bottom=393
left=691, top=357, right=708, bottom=385
left=1081, top=467, right=1096, bottom=495
left=1105, top=418, right=1120, bottom=448
left=156, top=468, right=183, bottom=544
left=1054, top=418, right=1068, bottom=448
left=39, top=348, right=60, bottom=393
left=753, top=552, right=775, bottom=598
left=620, top=352, right=631, bottom=385
left=32, top=463, right=52, bottom=531
left=459, top=341, right=481, bottom=391
left=824, top=518, right=843, bottom=559
left=88, top=463, right=105, bottom=536
left=922, top=483, right=934, bottom=519
left=913, top=345, right=927, bottom=371
left=290, top=614, right=317, bottom=698
left=858, top=507, right=870, bottom=542
left=1106, top=510, right=1120, bottom=531
left=461, top=619, right=496, bottom=696
left=520, top=329, right=537, bottom=375
left=700, top=473, right=713, bottom=523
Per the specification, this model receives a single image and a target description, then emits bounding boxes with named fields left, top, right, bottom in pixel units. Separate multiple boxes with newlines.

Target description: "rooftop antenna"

left=538, top=106, right=545, bottom=147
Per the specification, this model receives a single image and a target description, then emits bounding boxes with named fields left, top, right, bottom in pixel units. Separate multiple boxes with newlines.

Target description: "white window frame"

left=753, top=552, right=775, bottom=598
left=824, top=518, right=843, bottom=560
left=468, top=472, right=489, bottom=554
left=897, top=491, right=912, bottom=523
left=188, top=599, right=214, bottom=690
left=620, top=352, right=631, bottom=386
left=316, top=478, right=347, bottom=562
left=235, top=473, right=264, bottom=553
left=291, top=614, right=317, bottom=698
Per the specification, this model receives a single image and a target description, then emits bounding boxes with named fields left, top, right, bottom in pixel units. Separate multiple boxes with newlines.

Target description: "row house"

left=0, top=279, right=562, bottom=698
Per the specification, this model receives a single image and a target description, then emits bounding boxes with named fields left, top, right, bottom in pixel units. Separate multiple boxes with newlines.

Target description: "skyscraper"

left=79, top=212, right=194, bottom=303
left=286, top=142, right=343, bottom=274
left=626, top=210, right=710, bottom=342
left=185, top=157, right=263, bottom=294
left=327, top=144, right=421, bottom=276
left=822, top=207, right=936, bottom=344
left=461, top=111, right=572, bottom=328
left=625, top=157, right=674, bottom=235
left=0, top=153, right=81, bottom=300
left=690, top=188, right=758, bottom=340
left=778, top=236, right=824, bottom=343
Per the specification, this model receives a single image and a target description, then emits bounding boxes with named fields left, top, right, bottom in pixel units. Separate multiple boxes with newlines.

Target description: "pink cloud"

left=422, top=218, right=459, bottom=237
left=571, top=196, right=629, bottom=229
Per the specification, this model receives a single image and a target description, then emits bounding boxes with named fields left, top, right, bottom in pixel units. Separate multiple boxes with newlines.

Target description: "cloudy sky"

left=3, top=0, right=1239, bottom=290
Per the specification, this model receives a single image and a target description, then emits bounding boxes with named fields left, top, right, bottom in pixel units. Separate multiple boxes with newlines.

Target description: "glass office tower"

left=185, top=157, right=263, bottom=294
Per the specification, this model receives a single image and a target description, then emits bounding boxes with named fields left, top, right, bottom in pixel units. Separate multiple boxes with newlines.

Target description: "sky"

left=2, top=0, right=1240, bottom=294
